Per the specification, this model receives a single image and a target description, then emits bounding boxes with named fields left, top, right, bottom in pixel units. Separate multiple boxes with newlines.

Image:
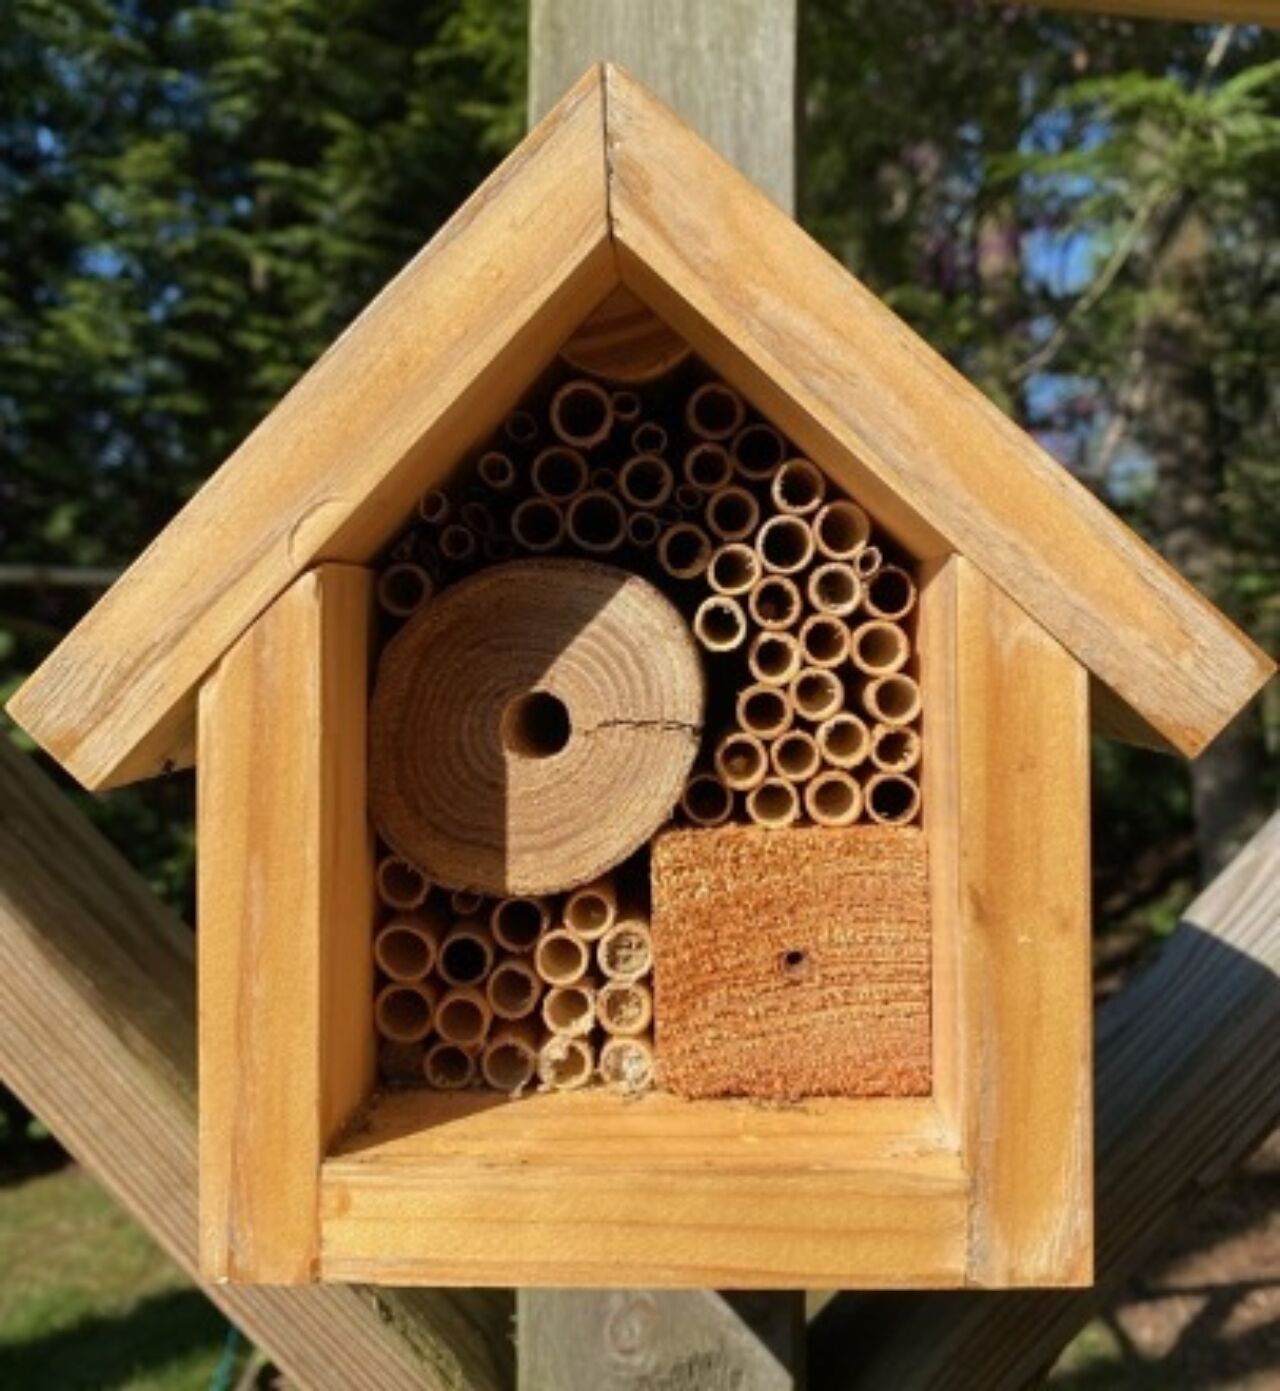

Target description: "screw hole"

left=779, top=948, right=811, bottom=982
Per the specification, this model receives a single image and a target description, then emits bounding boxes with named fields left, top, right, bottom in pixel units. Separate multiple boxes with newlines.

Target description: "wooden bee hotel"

left=9, top=66, right=1272, bottom=1292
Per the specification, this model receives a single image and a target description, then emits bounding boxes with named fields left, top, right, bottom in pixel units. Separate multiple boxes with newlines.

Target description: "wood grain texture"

left=198, top=565, right=375, bottom=1283
left=320, top=1089, right=967, bottom=1288
left=809, top=812, right=1280, bottom=1390
left=529, top=0, right=798, bottom=213
left=924, top=557, right=1093, bottom=1288
left=651, top=825, right=930, bottom=1098
left=0, top=737, right=513, bottom=1390
left=1026, top=0, right=1280, bottom=22
left=604, top=63, right=1274, bottom=758
left=8, top=68, right=615, bottom=791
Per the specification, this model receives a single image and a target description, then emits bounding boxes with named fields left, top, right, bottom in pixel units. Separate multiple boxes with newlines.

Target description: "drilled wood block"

left=651, top=825, right=930, bottom=1099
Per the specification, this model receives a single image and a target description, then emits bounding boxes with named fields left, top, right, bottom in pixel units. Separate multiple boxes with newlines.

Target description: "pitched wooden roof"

left=8, top=65, right=1271, bottom=789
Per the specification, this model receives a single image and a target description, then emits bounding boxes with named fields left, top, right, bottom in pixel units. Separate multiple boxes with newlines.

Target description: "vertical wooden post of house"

left=524, top=4, right=803, bottom=1389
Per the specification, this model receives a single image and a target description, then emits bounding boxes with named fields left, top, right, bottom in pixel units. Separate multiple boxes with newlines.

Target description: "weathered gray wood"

left=0, top=737, right=514, bottom=1391
left=808, top=812, right=1280, bottom=1389
left=529, top=0, right=799, bottom=214
left=518, top=1289, right=803, bottom=1391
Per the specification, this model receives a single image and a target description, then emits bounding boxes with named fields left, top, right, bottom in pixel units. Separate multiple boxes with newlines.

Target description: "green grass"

left=0, top=1159, right=235, bottom=1390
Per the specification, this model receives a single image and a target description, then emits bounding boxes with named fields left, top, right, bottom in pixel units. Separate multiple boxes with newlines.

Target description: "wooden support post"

left=523, top=5, right=803, bottom=1386
left=0, top=735, right=514, bottom=1391
left=808, top=812, right=1280, bottom=1389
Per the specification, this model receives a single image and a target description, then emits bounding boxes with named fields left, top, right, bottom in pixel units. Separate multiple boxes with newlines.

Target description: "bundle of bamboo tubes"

left=372, top=852, right=655, bottom=1095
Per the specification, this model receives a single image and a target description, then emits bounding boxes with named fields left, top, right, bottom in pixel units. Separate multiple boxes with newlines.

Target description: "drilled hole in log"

left=779, top=948, right=812, bottom=982
left=502, top=690, right=571, bottom=760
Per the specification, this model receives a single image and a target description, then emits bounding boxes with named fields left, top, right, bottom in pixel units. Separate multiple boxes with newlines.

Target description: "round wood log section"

left=369, top=559, right=704, bottom=896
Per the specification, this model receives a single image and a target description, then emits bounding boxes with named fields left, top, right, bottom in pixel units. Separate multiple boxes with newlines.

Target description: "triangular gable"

left=8, top=64, right=1271, bottom=789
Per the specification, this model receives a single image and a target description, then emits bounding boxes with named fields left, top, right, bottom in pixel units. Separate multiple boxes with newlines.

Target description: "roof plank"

left=8, top=68, right=615, bottom=790
left=604, top=64, right=1272, bottom=758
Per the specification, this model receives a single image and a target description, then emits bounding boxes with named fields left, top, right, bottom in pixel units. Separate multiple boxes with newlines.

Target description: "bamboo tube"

left=436, top=985, right=491, bottom=1048
left=864, top=672, right=923, bottom=726
left=680, top=772, right=734, bottom=826
left=871, top=723, right=923, bottom=774
left=632, top=420, right=668, bottom=455
left=376, top=854, right=429, bottom=910
left=491, top=895, right=552, bottom=953
left=511, top=496, right=565, bottom=552
left=597, top=980, right=653, bottom=1037
left=771, top=458, right=826, bottom=516
left=451, top=888, right=486, bottom=917
left=550, top=378, right=613, bottom=449
left=418, top=490, right=451, bottom=526
left=693, top=595, right=748, bottom=653
left=424, top=1040, right=477, bottom=1090
left=566, top=490, right=627, bottom=554
left=599, top=1034, right=654, bottom=1093
left=504, top=409, right=538, bottom=444
left=756, top=514, right=814, bottom=574
left=481, top=1020, right=540, bottom=1093
left=534, top=928, right=591, bottom=986
left=737, top=682, right=794, bottom=739
left=748, top=630, right=803, bottom=687
left=707, top=543, right=761, bottom=597
left=812, top=500, right=870, bottom=560
left=674, top=483, right=704, bottom=514
left=438, top=920, right=495, bottom=987
left=865, top=771, right=922, bottom=825
left=532, top=445, right=589, bottom=502
left=374, top=981, right=438, bottom=1044
left=373, top=909, right=446, bottom=982
left=621, top=512, right=657, bottom=551
left=686, top=381, right=745, bottom=440
left=477, top=450, right=517, bottom=494
left=683, top=442, right=734, bottom=493
left=816, top=711, right=872, bottom=769
left=379, top=1039, right=426, bottom=1084
left=590, top=466, right=617, bottom=491
left=730, top=422, right=787, bottom=481
left=855, top=545, right=883, bottom=579
left=617, top=454, right=675, bottom=510
left=808, top=562, right=862, bottom=617
left=790, top=667, right=844, bottom=723
left=611, top=389, right=642, bottom=423
left=564, top=876, right=618, bottom=940
left=805, top=770, right=864, bottom=827
left=800, top=614, right=851, bottom=669
left=537, top=1034, right=595, bottom=1091
left=597, top=920, right=653, bottom=981
left=657, top=522, right=711, bottom=580
left=706, top=485, right=760, bottom=543
left=439, top=524, right=476, bottom=564
left=486, top=958, right=544, bottom=1021
left=748, top=574, right=802, bottom=630
left=746, top=778, right=800, bottom=829
left=541, top=983, right=596, bottom=1037
left=376, top=563, right=433, bottom=619
left=864, top=564, right=918, bottom=620
left=771, top=729, right=822, bottom=783
left=714, top=731, right=769, bottom=791
left=849, top=619, right=910, bottom=675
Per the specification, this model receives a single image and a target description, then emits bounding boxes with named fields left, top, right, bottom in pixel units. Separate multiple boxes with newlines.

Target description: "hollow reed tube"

left=849, top=619, right=910, bottom=675
left=731, top=423, right=787, bottom=480
left=532, top=445, right=589, bottom=502
left=534, top=928, right=592, bottom=987
left=618, top=454, right=675, bottom=510
left=566, top=489, right=627, bottom=554
left=626, top=510, right=662, bottom=549
left=438, top=921, right=495, bottom=987
left=864, top=564, right=918, bottom=620
left=450, top=888, right=486, bottom=917
left=805, top=770, right=864, bottom=827
left=756, top=514, right=814, bottom=574
left=376, top=854, right=430, bottom=910
left=746, top=778, right=800, bottom=829
left=771, top=458, right=827, bottom=516
left=706, top=485, right=760, bottom=542
left=694, top=595, right=748, bottom=653
left=816, top=711, right=872, bottom=769
left=597, top=980, right=653, bottom=1037
left=477, top=450, right=517, bottom=493
left=564, top=877, right=617, bottom=940
left=504, top=409, right=538, bottom=444
left=686, top=381, right=746, bottom=440
left=537, top=1034, right=595, bottom=1091
left=790, top=667, right=844, bottom=723
left=680, top=772, right=735, bottom=826
left=599, top=1035, right=655, bottom=1093
left=611, top=389, right=642, bottom=423
left=707, top=543, right=761, bottom=597
left=373, top=909, right=446, bottom=982
left=424, top=1040, right=478, bottom=1090
left=748, top=574, right=803, bottom=630
left=812, top=500, right=870, bottom=560
left=632, top=420, right=668, bottom=455
left=714, top=731, right=769, bottom=791
left=870, top=723, right=923, bottom=774
left=808, top=562, right=862, bottom=617
left=374, top=981, right=438, bottom=1044
left=490, top=896, right=551, bottom=953
left=865, top=771, right=922, bottom=825
left=486, top=958, right=544, bottom=1021
left=855, top=545, right=883, bottom=579
left=377, top=563, right=434, bottom=618
left=657, top=522, right=712, bottom=580
left=511, top=496, right=565, bottom=552
left=481, top=1020, right=540, bottom=1093
left=800, top=614, right=851, bottom=669
left=771, top=729, right=822, bottom=784
left=863, top=672, right=922, bottom=726
left=683, top=442, right=734, bottom=493
left=541, top=982, right=596, bottom=1037
left=737, top=682, right=794, bottom=739
left=597, top=920, right=654, bottom=981
left=417, top=490, right=451, bottom=526
left=748, top=630, right=803, bottom=687
left=550, top=378, right=614, bottom=449
left=436, top=986, right=491, bottom=1048
left=439, top=524, right=476, bottom=564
